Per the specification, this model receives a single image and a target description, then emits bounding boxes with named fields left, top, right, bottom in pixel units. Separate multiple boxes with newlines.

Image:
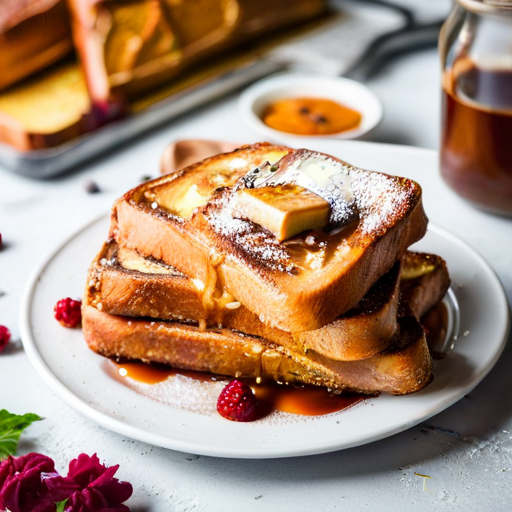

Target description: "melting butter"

left=242, top=149, right=357, bottom=227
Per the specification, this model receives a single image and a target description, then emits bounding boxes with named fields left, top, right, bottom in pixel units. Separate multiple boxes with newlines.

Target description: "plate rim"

left=19, top=214, right=511, bottom=459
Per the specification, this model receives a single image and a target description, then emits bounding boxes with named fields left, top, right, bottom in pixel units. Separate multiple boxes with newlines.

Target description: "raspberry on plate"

left=54, top=298, right=82, bottom=328
left=217, top=379, right=259, bottom=422
left=0, top=325, right=11, bottom=352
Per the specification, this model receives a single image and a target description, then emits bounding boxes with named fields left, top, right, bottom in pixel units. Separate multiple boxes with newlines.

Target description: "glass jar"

left=439, top=0, right=512, bottom=215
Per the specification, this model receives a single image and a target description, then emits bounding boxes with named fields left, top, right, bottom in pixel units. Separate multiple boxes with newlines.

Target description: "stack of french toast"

left=82, top=143, right=450, bottom=396
left=0, top=0, right=326, bottom=150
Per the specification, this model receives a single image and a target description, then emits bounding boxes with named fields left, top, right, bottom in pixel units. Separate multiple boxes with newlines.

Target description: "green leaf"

left=55, top=499, right=68, bottom=512
left=0, top=409, right=42, bottom=460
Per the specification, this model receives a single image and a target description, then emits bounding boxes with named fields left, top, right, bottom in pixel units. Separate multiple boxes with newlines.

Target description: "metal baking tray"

left=0, top=57, right=282, bottom=179
left=0, top=6, right=347, bottom=179
left=0, top=0, right=435, bottom=178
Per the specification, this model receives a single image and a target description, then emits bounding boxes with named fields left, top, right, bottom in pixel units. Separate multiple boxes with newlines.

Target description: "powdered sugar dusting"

left=201, top=150, right=418, bottom=273
left=116, top=374, right=355, bottom=425
left=208, top=197, right=293, bottom=273
left=351, top=169, right=414, bottom=235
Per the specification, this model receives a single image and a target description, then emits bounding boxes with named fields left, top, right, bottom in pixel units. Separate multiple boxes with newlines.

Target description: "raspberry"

left=0, top=325, right=11, bottom=352
left=217, top=379, right=259, bottom=422
left=54, top=298, right=82, bottom=328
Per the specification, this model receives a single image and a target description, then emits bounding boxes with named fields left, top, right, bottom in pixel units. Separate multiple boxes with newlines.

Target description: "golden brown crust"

left=401, top=252, right=451, bottom=318
left=0, top=62, right=91, bottom=151
left=87, top=242, right=205, bottom=323
left=110, top=144, right=428, bottom=332
left=0, top=1, right=72, bottom=91
left=86, top=242, right=404, bottom=361
left=82, top=304, right=432, bottom=395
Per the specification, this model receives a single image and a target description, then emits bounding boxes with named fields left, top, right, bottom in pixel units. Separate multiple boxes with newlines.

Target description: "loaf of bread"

left=0, top=62, right=91, bottom=151
left=0, top=0, right=327, bottom=150
left=67, top=0, right=327, bottom=108
left=0, top=0, right=72, bottom=91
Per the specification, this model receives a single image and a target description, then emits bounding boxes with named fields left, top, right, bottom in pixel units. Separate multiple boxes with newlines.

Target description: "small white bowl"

left=238, top=73, right=383, bottom=141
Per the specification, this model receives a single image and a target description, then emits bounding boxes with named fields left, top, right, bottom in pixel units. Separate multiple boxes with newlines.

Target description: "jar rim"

left=456, top=0, right=512, bottom=14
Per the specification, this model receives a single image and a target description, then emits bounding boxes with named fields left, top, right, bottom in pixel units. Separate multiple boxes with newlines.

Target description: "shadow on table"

left=2, top=338, right=24, bottom=355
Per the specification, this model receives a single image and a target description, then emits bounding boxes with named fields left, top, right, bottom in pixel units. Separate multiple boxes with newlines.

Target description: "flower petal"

left=66, top=487, right=131, bottom=512
left=43, top=474, right=80, bottom=503
left=67, top=454, right=132, bottom=506
left=0, top=454, right=56, bottom=512
left=67, top=454, right=105, bottom=487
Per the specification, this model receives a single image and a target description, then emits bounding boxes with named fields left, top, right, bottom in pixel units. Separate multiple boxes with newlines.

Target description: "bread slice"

left=0, top=61, right=91, bottom=151
left=0, top=0, right=72, bottom=91
left=401, top=251, right=450, bottom=319
left=111, top=143, right=428, bottom=332
left=82, top=304, right=432, bottom=395
left=87, top=241, right=449, bottom=361
left=67, top=0, right=326, bottom=105
left=87, top=242, right=404, bottom=361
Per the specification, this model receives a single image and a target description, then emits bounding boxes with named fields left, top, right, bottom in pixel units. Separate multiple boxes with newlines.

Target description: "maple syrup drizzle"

left=246, top=382, right=365, bottom=417
left=110, top=361, right=212, bottom=384
left=109, top=361, right=366, bottom=417
left=107, top=305, right=449, bottom=417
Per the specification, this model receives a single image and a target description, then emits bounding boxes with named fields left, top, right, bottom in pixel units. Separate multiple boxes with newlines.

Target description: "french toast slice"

left=111, top=143, right=428, bottom=332
left=0, top=0, right=72, bottom=91
left=401, top=252, right=450, bottom=319
left=82, top=304, right=432, bottom=395
left=86, top=242, right=404, bottom=361
left=87, top=242, right=449, bottom=361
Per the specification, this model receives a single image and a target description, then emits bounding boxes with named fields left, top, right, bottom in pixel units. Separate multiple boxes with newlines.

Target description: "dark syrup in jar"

left=441, top=61, right=512, bottom=215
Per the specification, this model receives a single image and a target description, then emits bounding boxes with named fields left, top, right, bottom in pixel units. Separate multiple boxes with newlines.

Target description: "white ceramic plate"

left=20, top=210, right=509, bottom=458
left=238, top=73, right=383, bottom=142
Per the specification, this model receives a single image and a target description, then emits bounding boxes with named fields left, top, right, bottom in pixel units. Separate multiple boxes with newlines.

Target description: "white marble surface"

left=3, top=1, right=512, bottom=510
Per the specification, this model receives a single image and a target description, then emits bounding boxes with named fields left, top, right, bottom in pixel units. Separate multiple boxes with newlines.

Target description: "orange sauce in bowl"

left=262, top=97, right=362, bottom=136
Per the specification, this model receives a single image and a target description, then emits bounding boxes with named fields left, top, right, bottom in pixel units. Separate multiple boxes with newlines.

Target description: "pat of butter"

left=234, top=184, right=330, bottom=241
left=244, top=149, right=356, bottom=226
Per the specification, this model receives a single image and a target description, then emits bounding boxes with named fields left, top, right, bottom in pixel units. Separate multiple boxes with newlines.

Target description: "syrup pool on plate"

left=102, top=301, right=452, bottom=420
left=105, top=360, right=366, bottom=418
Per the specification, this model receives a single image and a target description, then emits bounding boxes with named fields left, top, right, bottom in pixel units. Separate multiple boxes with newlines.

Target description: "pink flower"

left=0, top=453, right=132, bottom=512
left=62, top=454, right=132, bottom=512
left=0, top=453, right=68, bottom=512
left=0, top=325, right=11, bottom=353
